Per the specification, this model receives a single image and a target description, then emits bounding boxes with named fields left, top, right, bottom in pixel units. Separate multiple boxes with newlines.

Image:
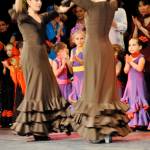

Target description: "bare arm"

left=132, top=17, right=150, bottom=38
left=8, top=0, right=23, bottom=21
left=129, top=57, right=145, bottom=72
left=116, top=61, right=122, bottom=76
left=132, top=26, right=138, bottom=38
left=124, top=54, right=130, bottom=74
left=124, top=62, right=130, bottom=74
left=14, top=0, right=23, bottom=13
left=52, top=60, right=66, bottom=77
left=56, top=0, right=91, bottom=13
left=74, top=56, right=84, bottom=65
left=66, top=58, right=73, bottom=74
left=139, top=26, right=150, bottom=38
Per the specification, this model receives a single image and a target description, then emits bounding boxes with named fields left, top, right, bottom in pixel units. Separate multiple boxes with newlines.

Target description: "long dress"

left=121, top=54, right=150, bottom=129
left=70, top=0, right=131, bottom=141
left=9, top=10, right=71, bottom=136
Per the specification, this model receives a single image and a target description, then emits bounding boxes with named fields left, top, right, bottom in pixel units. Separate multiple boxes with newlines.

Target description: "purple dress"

left=69, top=47, right=84, bottom=101
left=54, top=58, right=72, bottom=101
left=121, top=54, right=150, bottom=129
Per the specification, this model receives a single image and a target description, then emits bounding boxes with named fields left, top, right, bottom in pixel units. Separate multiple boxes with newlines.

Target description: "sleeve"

left=41, top=11, right=60, bottom=24
left=8, top=8, right=18, bottom=21
left=115, top=8, right=127, bottom=34
left=71, top=0, right=92, bottom=10
left=8, top=9, right=27, bottom=24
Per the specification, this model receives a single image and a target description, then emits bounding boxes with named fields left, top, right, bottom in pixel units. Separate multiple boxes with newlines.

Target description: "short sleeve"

left=41, top=11, right=60, bottom=24
left=72, top=0, right=92, bottom=10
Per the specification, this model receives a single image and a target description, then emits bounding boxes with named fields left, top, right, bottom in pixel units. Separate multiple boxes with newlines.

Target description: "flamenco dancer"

left=9, top=0, right=72, bottom=141
left=57, top=0, right=131, bottom=143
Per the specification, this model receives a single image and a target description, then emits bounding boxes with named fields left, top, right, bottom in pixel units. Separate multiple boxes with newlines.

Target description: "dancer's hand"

left=54, top=5, right=70, bottom=13
left=54, top=2, right=74, bottom=13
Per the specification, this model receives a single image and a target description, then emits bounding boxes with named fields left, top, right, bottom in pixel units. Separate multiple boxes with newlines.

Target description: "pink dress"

left=54, top=58, right=72, bottom=101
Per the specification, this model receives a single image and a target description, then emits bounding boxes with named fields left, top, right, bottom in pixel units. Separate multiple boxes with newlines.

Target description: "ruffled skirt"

left=71, top=100, right=131, bottom=141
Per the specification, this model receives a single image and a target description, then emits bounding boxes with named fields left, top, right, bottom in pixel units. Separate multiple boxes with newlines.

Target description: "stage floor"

left=0, top=128, right=150, bottom=150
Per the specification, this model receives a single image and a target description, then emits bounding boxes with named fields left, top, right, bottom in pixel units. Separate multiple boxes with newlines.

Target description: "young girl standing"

left=69, top=30, right=85, bottom=103
left=121, top=38, right=150, bottom=130
left=52, top=42, right=72, bottom=101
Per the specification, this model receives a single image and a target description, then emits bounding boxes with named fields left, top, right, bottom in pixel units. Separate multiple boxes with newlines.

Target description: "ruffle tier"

left=11, top=97, right=72, bottom=136
left=71, top=100, right=131, bottom=141
left=121, top=96, right=150, bottom=129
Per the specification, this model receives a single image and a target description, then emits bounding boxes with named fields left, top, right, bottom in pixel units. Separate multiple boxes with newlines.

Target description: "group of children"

left=51, top=30, right=85, bottom=104
left=50, top=24, right=150, bottom=131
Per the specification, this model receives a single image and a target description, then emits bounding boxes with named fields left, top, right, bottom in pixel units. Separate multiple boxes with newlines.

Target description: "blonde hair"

left=72, top=30, right=85, bottom=40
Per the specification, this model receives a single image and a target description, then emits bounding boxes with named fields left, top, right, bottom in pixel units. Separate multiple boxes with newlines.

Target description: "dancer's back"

left=81, top=1, right=119, bottom=105
left=67, top=0, right=131, bottom=143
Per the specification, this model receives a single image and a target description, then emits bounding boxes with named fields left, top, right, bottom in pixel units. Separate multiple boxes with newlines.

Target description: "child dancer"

left=69, top=30, right=85, bottom=103
left=52, top=42, right=72, bottom=101
left=121, top=38, right=150, bottom=130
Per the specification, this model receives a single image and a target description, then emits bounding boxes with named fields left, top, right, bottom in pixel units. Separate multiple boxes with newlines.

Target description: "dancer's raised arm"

left=14, top=0, right=23, bottom=13
left=56, top=0, right=92, bottom=13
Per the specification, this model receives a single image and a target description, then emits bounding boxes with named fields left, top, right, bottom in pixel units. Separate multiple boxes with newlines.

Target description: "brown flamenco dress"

left=70, top=0, right=131, bottom=142
left=9, top=9, right=71, bottom=138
